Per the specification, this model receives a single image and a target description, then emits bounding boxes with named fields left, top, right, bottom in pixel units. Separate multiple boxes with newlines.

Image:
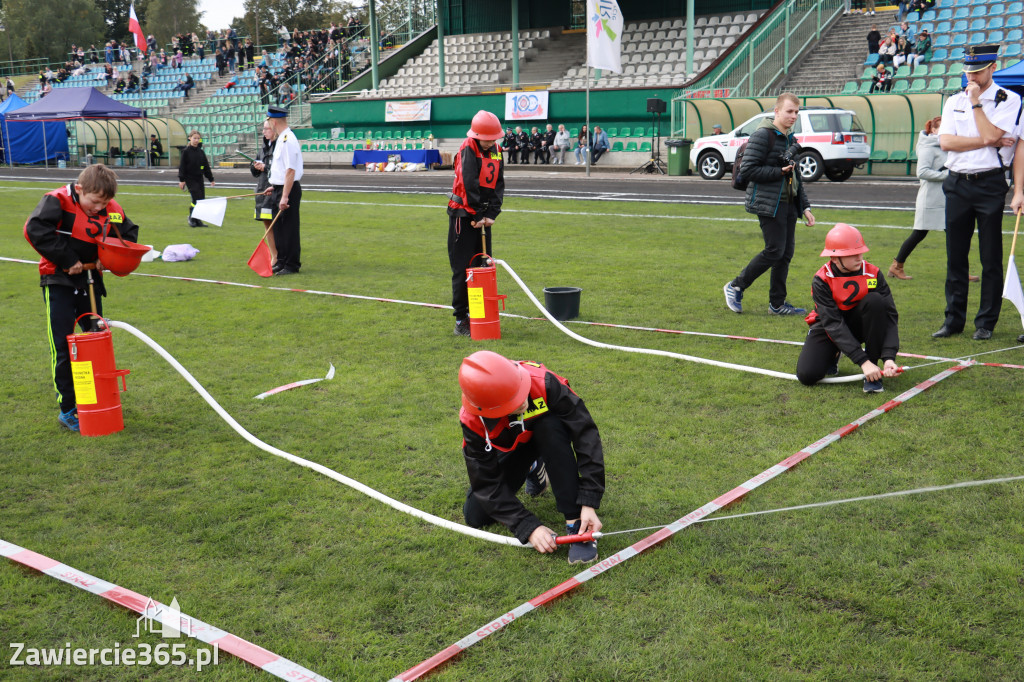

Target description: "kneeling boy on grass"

left=797, top=224, right=900, bottom=393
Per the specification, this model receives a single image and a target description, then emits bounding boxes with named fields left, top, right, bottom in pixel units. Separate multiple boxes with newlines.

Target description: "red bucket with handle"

left=67, top=314, right=131, bottom=437
left=465, top=254, right=506, bottom=340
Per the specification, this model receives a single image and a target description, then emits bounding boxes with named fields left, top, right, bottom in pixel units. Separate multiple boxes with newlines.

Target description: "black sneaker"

left=565, top=520, right=598, bottom=565
left=454, top=319, right=471, bottom=337
left=525, top=460, right=548, bottom=497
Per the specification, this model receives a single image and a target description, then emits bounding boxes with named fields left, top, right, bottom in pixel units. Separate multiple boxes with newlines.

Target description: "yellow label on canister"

left=71, top=361, right=97, bottom=405
left=467, top=287, right=485, bottom=319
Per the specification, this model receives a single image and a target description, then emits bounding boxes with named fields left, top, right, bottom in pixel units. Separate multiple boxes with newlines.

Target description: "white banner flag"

left=1002, top=254, right=1024, bottom=330
left=190, top=197, right=227, bottom=226
left=587, top=0, right=623, bottom=74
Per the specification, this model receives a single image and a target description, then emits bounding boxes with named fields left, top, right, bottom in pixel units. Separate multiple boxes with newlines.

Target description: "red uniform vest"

left=24, top=185, right=127, bottom=276
left=805, top=261, right=880, bottom=325
left=448, top=137, right=503, bottom=214
left=460, top=361, right=571, bottom=453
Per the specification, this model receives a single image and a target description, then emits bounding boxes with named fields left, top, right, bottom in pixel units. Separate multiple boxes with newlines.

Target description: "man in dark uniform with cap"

left=265, top=105, right=303, bottom=275
left=932, top=45, right=1021, bottom=341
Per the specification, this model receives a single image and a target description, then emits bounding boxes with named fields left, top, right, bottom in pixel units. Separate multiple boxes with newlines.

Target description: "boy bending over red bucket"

left=24, top=164, right=140, bottom=432
left=459, top=351, right=606, bottom=564
left=797, top=224, right=900, bottom=393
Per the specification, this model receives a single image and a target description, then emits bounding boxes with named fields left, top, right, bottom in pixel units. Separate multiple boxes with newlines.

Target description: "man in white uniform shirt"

left=266, top=105, right=304, bottom=275
left=932, top=45, right=1020, bottom=341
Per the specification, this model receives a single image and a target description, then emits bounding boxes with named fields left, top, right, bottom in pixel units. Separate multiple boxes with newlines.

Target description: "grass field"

left=1, top=177, right=1023, bottom=681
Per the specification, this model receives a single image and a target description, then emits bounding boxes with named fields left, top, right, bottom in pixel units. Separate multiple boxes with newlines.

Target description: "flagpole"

left=1010, top=209, right=1021, bottom=258
left=585, top=65, right=591, bottom=178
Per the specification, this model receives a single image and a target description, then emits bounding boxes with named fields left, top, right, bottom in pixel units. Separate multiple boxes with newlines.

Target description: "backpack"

left=731, top=141, right=750, bottom=191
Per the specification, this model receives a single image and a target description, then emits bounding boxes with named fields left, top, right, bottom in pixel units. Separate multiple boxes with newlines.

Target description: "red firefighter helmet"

left=466, top=110, right=504, bottom=141
left=459, top=350, right=531, bottom=418
left=820, top=223, right=869, bottom=257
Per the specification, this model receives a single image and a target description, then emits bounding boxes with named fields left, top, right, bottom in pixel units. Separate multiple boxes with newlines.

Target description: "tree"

left=237, top=0, right=359, bottom=46
left=4, top=0, right=103, bottom=63
left=98, top=0, right=150, bottom=44
left=144, top=0, right=202, bottom=45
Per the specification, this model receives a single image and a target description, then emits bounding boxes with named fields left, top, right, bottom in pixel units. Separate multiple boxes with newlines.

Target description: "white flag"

left=190, top=197, right=227, bottom=226
left=586, top=0, right=623, bottom=74
left=1003, top=254, right=1024, bottom=330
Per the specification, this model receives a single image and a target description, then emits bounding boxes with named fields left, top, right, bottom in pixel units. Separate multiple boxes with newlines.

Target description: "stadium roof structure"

left=994, top=59, right=1024, bottom=96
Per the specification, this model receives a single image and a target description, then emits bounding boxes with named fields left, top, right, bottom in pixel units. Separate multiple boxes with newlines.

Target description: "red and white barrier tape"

left=0, top=257, right=955, bottom=363
left=0, top=537, right=329, bottom=681
left=255, top=363, right=336, bottom=399
left=389, top=362, right=973, bottom=681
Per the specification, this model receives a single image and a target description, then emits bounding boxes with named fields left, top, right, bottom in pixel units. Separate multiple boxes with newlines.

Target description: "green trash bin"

left=665, top=139, right=692, bottom=176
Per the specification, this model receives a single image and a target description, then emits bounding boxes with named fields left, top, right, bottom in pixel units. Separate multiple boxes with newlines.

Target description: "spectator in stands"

left=897, top=21, right=914, bottom=46
left=113, top=76, right=126, bottom=94
left=216, top=48, right=228, bottom=77
left=870, top=64, right=893, bottom=92
left=147, top=35, right=157, bottom=55
left=245, top=39, right=255, bottom=69
left=279, top=25, right=291, bottom=48
left=842, top=0, right=851, bottom=15
left=103, top=63, right=114, bottom=88
left=120, top=43, right=131, bottom=68
left=228, top=43, right=238, bottom=74
left=712, top=123, right=723, bottom=134
left=892, top=37, right=913, bottom=70
left=878, top=37, right=896, bottom=66
left=529, top=126, right=545, bottom=164
left=125, top=73, right=139, bottom=94
left=591, top=126, right=610, bottom=164
left=175, top=73, right=195, bottom=98
left=5, top=76, right=14, bottom=99
left=911, top=30, right=931, bottom=68
left=539, top=123, right=556, bottom=164
left=140, top=75, right=149, bottom=92
left=551, top=124, right=571, bottom=164
left=896, top=1, right=909, bottom=22
left=515, top=126, right=531, bottom=164
left=888, top=117, right=948, bottom=281
left=141, top=61, right=152, bottom=77
left=278, top=81, right=294, bottom=105
left=104, top=41, right=114, bottom=65
left=574, top=125, right=591, bottom=165
left=88, top=45, right=99, bottom=64
left=44, top=67, right=56, bottom=84
left=173, top=50, right=184, bottom=70
left=863, top=0, right=876, bottom=15
left=503, top=127, right=519, bottom=164
left=40, top=81, right=52, bottom=97
left=866, top=25, right=881, bottom=56
left=149, top=134, right=163, bottom=166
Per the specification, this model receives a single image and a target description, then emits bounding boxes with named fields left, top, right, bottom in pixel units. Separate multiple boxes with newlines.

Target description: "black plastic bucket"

left=543, top=287, right=582, bottom=321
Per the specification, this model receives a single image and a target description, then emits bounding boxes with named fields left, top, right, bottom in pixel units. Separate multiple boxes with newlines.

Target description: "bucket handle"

left=73, top=313, right=110, bottom=330
left=467, top=252, right=493, bottom=269
left=96, top=368, right=131, bottom=392
left=101, top=214, right=130, bottom=248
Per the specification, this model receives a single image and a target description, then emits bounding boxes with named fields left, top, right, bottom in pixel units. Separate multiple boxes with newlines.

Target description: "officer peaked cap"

left=267, top=106, right=288, bottom=118
left=963, top=44, right=998, bottom=72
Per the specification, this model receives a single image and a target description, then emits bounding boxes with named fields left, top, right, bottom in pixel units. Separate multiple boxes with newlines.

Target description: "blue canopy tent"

left=994, top=59, right=1024, bottom=97
left=0, top=94, right=69, bottom=164
left=3, top=87, right=147, bottom=168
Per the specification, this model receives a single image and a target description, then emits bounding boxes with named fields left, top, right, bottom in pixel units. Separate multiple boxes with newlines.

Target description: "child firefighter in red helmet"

left=447, top=110, right=505, bottom=337
left=458, top=351, right=606, bottom=564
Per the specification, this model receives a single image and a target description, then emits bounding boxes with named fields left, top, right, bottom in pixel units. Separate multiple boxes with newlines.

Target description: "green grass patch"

left=1, top=180, right=1022, bottom=680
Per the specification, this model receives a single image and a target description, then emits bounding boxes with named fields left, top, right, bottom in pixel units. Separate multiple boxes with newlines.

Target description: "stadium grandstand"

left=3, top=0, right=1021, bottom=175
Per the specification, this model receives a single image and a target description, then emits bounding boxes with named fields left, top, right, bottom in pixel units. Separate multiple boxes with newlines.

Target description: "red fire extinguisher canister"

left=67, top=314, right=131, bottom=437
left=465, top=254, right=506, bottom=340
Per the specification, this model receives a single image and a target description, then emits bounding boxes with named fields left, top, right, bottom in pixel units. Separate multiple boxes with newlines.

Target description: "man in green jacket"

left=724, top=92, right=816, bottom=316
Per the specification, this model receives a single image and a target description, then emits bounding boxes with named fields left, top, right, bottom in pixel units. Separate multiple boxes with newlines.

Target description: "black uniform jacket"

left=461, top=372, right=605, bottom=544
left=178, top=144, right=214, bottom=184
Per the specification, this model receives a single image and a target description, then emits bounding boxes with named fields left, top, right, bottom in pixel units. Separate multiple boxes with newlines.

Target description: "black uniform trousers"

left=185, top=178, right=205, bottom=219
left=796, top=292, right=890, bottom=386
left=463, top=416, right=584, bottom=529
left=942, top=172, right=1006, bottom=332
left=269, top=182, right=302, bottom=271
left=448, top=213, right=492, bottom=321
left=734, top=197, right=799, bottom=308
left=44, top=285, right=104, bottom=413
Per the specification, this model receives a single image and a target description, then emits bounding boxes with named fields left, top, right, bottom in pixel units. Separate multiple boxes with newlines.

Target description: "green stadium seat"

left=946, top=76, right=962, bottom=89
left=894, top=66, right=911, bottom=78
left=841, top=81, right=858, bottom=94
left=862, top=67, right=877, bottom=80
left=301, top=143, right=310, bottom=151
left=415, top=143, right=423, bottom=149
left=909, top=79, right=927, bottom=92
left=318, top=143, right=327, bottom=151
left=889, top=151, right=908, bottom=162
left=412, top=130, right=422, bottom=138
left=373, top=130, right=383, bottom=139
left=927, top=77, right=945, bottom=90
left=383, top=130, right=393, bottom=139
left=639, top=141, right=652, bottom=152
left=346, top=130, right=356, bottom=139
left=858, top=81, right=873, bottom=94
left=619, top=126, right=631, bottom=137
left=930, top=63, right=947, bottom=76
left=867, top=150, right=888, bottom=173
left=606, top=127, right=618, bottom=138
left=345, top=143, right=354, bottom=151
left=405, top=143, right=414, bottom=150
left=570, top=128, right=579, bottom=138
left=611, top=141, right=624, bottom=152
left=624, top=141, right=638, bottom=152
left=893, top=80, right=910, bottom=92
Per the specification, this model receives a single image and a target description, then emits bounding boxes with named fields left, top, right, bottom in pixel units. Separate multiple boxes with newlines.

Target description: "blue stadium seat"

left=1007, top=28, right=1023, bottom=41
left=864, top=53, right=881, bottom=66
left=988, top=16, right=1005, bottom=29
left=952, top=19, right=968, bottom=32
left=921, top=9, right=937, bottom=20
left=954, top=0, right=969, bottom=6
left=969, top=5, right=986, bottom=17
left=952, top=7, right=969, bottom=19
left=988, top=30, right=1004, bottom=42
left=969, top=18, right=985, bottom=30
left=1007, top=15, right=1022, bottom=28
left=937, top=0, right=953, bottom=6
left=968, top=32, right=985, bottom=45
left=1008, top=1, right=1023, bottom=12
left=936, top=20, right=951, bottom=32
left=1006, top=43, right=1023, bottom=58
left=919, top=22, right=934, bottom=32
left=950, top=34, right=967, bottom=46
left=950, top=47, right=965, bottom=60
left=933, top=34, right=950, bottom=46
